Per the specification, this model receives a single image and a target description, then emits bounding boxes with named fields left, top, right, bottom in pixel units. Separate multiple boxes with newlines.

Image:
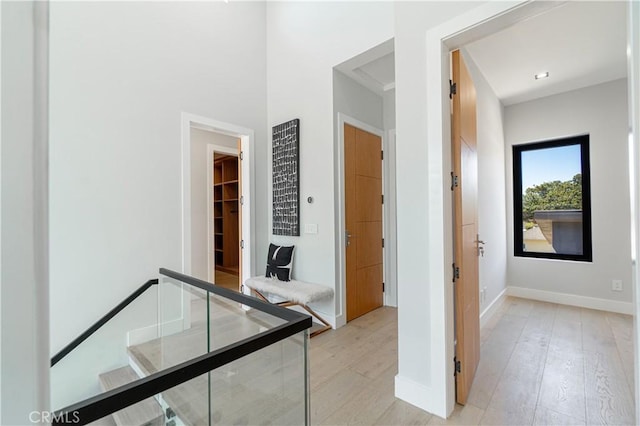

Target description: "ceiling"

left=465, top=1, right=628, bottom=105
left=335, top=39, right=395, bottom=95
left=337, top=1, right=627, bottom=106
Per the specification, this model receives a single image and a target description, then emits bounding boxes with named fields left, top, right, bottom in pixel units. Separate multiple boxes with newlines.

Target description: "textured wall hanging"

left=272, top=119, right=300, bottom=236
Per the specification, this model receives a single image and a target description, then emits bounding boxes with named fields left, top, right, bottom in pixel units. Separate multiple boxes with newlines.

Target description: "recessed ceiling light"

left=535, top=72, right=549, bottom=80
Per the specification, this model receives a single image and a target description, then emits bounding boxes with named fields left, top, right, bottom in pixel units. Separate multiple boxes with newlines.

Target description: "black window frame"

left=513, top=134, right=593, bottom=262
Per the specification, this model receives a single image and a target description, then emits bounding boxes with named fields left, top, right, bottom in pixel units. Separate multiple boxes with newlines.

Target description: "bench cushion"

left=245, top=276, right=334, bottom=305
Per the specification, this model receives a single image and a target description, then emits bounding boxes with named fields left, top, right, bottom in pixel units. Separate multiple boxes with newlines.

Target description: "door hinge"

left=382, top=282, right=385, bottom=292
left=449, top=80, right=457, bottom=99
left=381, top=150, right=384, bottom=160
left=382, top=238, right=385, bottom=248
left=240, top=195, right=244, bottom=205
left=452, top=263, right=460, bottom=282
left=451, top=172, right=459, bottom=190
left=454, top=357, right=461, bottom=375
left=239, top=151, right=244, bottom=161
left=381, top=194, right=384, bottom=204
left=241, top=239, right=244, bottom=249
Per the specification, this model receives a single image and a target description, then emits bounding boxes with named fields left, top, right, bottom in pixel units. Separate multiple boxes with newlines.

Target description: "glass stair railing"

left=50, top=268, right=311, bottom=426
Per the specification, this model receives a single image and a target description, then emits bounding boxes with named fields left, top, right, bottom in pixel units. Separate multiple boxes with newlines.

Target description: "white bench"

left=244, top=276, right=333, bottom=337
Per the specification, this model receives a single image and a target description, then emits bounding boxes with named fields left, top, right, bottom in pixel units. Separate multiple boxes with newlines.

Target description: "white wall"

left=49, top=2, right=268, bottom=355
left=189, top=128, right=238, bottom=281
left=629, top=2, right=640, bottom=423
left=50, top=287, right=159, bottom=410
left=266, top=2, right=394, bottom=324
left=1, top=1, right=49, bottom=423
left=333, top=70, right=384, bottom=130
left=504, top=79, right=632, bottom=306
left=461, top=48, right=508, bottom=316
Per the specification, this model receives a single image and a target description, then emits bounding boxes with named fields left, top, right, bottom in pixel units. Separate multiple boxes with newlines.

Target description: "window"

left=513, top=135, right=592, bottom=261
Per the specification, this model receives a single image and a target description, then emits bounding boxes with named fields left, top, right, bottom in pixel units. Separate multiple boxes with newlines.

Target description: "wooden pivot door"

left=451, top=49, right=480, bottom=404
left=344, top=123, right=384, bottom=322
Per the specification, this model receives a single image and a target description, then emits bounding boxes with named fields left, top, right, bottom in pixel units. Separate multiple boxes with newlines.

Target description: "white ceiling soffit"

left=335, top=38, right=395, bottom=95
left=464, top=1, right=628, bottom=106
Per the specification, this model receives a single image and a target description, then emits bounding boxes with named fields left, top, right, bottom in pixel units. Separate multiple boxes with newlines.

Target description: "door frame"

left=411, top=0, right=623, bottom=417
left=181, top=112, right=254, bottom=295
left=335, top=113, right=395, bottom=327
left=206, top=143, right=240, bottom=284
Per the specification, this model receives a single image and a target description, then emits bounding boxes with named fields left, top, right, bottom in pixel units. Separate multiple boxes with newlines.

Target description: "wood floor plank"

left=483, top=367, right=540, bottom=423
left=606, top=312, right=635, bottom=394
left=581, top=308, right=617, bottom=353
left=483, top=310, right=550, bottom=422
left=480, top=404, right=535, bottom=426
left=349, top=338, right=397, bottom=380
left=520, top=300, right=557, bottom=337
left=319, top=366, right=397, bottom=426
left=427, top=403, right=484, bottom=425
left=537, top=346, right=586, bottom=421
left=467, top=339, right=516, bottom=409
left=555, top=304, right=582, bottom=323
left=584, top=349, right=635, bottom=425
left=506, top=297, right=535, bottom=318
left=550, top=317, right=583, bottom=353
left=374, top=399, right=434, bottom=425
left=533, top=406, right=586, bottom=426
left=311, top=369, right=372, bottom=424
left=486, top=313, right=528, bottom=347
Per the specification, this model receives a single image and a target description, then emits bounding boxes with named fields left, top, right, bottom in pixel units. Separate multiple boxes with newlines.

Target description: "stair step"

left=99, top=366, right=164, bottom=426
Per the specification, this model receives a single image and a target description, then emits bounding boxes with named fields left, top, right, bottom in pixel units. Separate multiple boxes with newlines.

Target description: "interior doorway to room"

left=425, top=0, right=632, bottom=416
left=333, top=38, right=397, bottom=326
left=344, top=122, right=384, bottom=321
left=182, top=113, right=253, bottom=295
left=211, top=149, right=242, bottom=291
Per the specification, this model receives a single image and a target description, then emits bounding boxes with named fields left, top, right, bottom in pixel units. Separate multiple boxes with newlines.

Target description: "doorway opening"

left=181, top=113, right=254, bottom=294
left=333, top=38, right=397, bottom=328
left=414, top=0, right=637, bottom=417
left=210, top=148, right=241, bottom=292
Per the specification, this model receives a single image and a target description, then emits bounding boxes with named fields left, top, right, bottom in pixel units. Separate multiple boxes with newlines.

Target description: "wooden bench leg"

left=250, top=289, right=332, bottom=337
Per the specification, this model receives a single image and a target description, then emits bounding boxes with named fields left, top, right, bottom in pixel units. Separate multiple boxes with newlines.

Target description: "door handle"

left=346, top=230, right=352, bottom=247
left=476, top=235, right=485, bottom=257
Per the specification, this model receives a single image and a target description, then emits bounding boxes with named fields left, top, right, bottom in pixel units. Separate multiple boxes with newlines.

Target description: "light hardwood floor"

left=311, top=297, right=635, bottom=425
left=214, top=270, right=239, bottom=292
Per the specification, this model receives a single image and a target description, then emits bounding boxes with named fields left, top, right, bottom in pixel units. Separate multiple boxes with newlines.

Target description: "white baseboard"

left=480, top=288, right=507, bottom=328
left=395, top=375, right=445, bottom=419
left=333, top=314, right=345, bottom=329
left=506, top=286, right=633, bottom=315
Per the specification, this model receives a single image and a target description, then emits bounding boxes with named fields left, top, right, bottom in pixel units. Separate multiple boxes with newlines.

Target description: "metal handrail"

left=51, top=279, right=158, bottom=367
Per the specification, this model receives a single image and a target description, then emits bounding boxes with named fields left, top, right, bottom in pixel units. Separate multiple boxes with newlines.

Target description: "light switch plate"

left=304, top=224, right=318, bottom=234
left=612, top=280, right=623, bottom=292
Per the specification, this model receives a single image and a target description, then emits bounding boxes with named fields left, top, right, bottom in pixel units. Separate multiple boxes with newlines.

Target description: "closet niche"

left=213, top=154, right=240, bottom=275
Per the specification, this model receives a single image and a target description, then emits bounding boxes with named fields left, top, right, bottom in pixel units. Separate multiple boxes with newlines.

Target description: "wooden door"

left=451, top=50, right=480, bottom=404
left=345, top=124, right=384, bottom=322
